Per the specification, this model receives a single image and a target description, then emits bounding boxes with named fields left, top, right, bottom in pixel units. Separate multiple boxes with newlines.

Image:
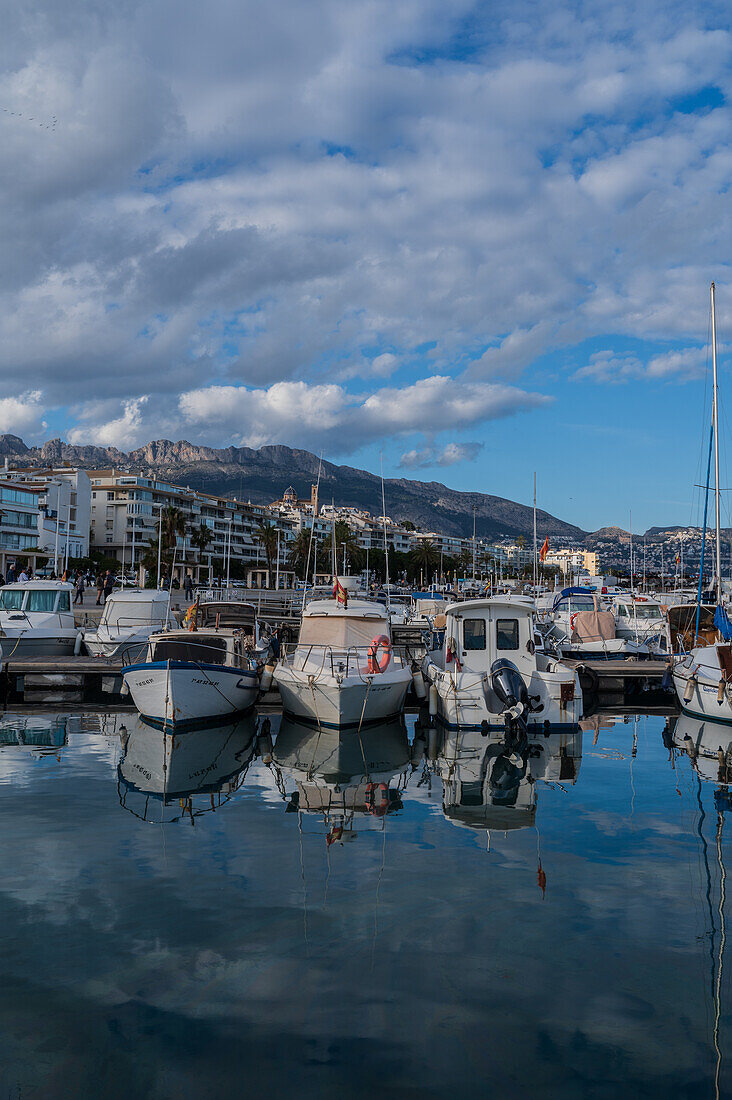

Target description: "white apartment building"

left=2, top=466, right=92, bottom=565
left=544, top=548, right=599, bottom=576
left=88, top=471, right=295, bottom=581
left=410, top=530, right=473, bottom=558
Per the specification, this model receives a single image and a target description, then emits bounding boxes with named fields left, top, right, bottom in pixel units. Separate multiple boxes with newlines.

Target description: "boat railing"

left=279, top=643, right=402, bottom=681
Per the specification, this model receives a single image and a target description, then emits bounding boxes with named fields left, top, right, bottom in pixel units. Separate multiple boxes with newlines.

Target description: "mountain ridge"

left=0, top=434, right=585, bottom=540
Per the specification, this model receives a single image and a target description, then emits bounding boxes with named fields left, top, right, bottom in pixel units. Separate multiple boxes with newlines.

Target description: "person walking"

left=73, top=573, right=85, bottom=605
left=6, top=564, right=15, bottom=584
left=96, top=572, right=105, bottom=606
left=161, top=573, right=170, bottom=591
left=103, top=570, right=115, bottom=604
left=184, top=571, right=193, bottom=600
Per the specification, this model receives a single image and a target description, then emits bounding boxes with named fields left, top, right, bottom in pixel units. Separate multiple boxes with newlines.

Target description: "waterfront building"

left=87, top=470, right=295, bottom=583
left=1, top=466, right=92, bottom=570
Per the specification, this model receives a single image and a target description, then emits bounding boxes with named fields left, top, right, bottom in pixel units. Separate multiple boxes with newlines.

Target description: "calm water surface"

left=0, top=708, right=729, bottom=1098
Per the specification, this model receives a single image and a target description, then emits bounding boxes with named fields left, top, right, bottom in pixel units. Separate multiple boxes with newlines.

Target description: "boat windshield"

left=556, top=595, right=595, bottom=612
left=631, top=603, right=663, bottom=620
left=152, top=637, right=228, bottom=664
left=26, top=590, right=58, bottom=613
left=0, top=590, right=24, bottom=611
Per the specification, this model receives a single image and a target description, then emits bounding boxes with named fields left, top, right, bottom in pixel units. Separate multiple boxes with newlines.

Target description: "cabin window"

left=0, top=590, right=24, bottom=611
left=496, top=618, right=519, bottom=650
left=26, top=590, right=57, bottom=613
left=463, top=619, right=486, bottom=651
left=152, top=637, right=227, bottom=664
left=56, top=592, right=71, bottom=612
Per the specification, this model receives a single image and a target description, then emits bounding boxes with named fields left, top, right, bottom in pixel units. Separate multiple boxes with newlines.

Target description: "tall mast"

left=533, top=472, right=537, bottom=590
left=712, top=281, right=722, bottom=605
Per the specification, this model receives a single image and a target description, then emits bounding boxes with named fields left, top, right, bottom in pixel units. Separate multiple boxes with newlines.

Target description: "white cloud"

left=178, top=377, right=545, bottom=452
left=0, top=0, right=730, bottom=454
left=67, top=396, right=150, bottom=449
left=400, top=441, right=483, bottom=468
left=0, top=390, right=46, bottom=438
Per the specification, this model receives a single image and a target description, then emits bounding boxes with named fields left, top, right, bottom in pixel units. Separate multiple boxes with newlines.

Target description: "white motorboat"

left=422, top=596, right=582, bottom=731
left=0, top=580, right=79, bottom=657
left=122, top=601, right=268, bottom=728
left=429, top=724, right=583, bottom=834
left=83, top=589, right=177, bottom=659
left=610, top=594, right=671, bottom=657
left=273, top=598, right=412, bottom=728
left=117, top=712, right=257, bottom=821
left=536, top=587, right=649, bottom=660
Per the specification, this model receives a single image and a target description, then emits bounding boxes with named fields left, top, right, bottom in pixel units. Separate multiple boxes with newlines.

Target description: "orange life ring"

left=570, top=613, right=579, bottom=633
left=367, top=634, right=392, bottom=673
left=366, top=782, right=390, bottom=815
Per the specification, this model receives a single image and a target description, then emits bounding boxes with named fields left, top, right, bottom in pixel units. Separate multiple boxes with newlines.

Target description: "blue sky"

left=1, top=0, right=732, bottom=532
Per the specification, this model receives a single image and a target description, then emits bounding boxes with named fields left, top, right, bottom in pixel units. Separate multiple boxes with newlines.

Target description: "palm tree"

left=255, top=520, right=279, bottom=578
left=190, top=523, right=214, bottom=560
left=332, top=521, right=363, bottom=573
left=409, top=539, right=438, bottom=582
left=161, top=506, right=188, bottom=552
left=288, top=529, right=314, bottom=579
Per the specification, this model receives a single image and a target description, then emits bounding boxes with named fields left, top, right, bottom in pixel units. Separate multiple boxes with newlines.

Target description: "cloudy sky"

left=2, top=0, right=731, bottom=530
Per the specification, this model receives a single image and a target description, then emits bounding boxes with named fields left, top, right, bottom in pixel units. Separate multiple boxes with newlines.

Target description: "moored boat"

left=421, top=596, right=582, bottom=731
left=273, top=597, right=412, bottom=728
left=83, top=588, right=177, bottom=659
left=122, top=601, right=268, bottom=728
left=0, top=580, right=78, bottom=657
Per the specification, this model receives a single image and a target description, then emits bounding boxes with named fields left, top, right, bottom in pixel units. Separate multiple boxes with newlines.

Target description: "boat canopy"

left=298, top=615, right=389, bottom=648
left=715, top=605, right=732, bottom=641
left=552, top=587, right=593, bottom=611
left=100, top=591, right=171, bottom=628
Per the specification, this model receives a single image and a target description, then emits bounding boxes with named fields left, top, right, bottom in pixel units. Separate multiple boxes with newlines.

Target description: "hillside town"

left=0, top=462, right=600, bottom=585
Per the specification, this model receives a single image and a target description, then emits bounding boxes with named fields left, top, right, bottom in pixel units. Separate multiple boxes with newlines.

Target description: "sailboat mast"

left=712, top=281, right=722, bottom=605
left=533, top=472, right=537, bottom=591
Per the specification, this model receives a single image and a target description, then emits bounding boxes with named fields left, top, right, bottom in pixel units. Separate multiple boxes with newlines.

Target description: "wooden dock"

left=1, top=656, right=126, bottom=707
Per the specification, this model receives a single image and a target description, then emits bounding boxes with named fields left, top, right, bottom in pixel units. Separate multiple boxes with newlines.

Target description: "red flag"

left=539, top=537, right=549, bottom=563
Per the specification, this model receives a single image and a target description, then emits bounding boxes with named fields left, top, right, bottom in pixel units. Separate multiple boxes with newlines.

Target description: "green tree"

left=409, top=539, right=439, bottom=582
left=190, top=523, right=214, bottom=560
left=255, top=520, right=279, bottom=577
left=288, top=529, right=314, bottom=579
left=161, top=506, right=188, bottom=551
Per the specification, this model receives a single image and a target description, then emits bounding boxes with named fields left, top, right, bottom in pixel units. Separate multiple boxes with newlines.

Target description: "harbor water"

left=0, top=708, right=728, bottom=1098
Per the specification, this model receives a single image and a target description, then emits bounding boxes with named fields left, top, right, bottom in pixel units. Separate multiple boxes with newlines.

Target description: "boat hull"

left=423, top=660, right=583, bottom=731
left=122, top=660, right=259, bottom=727
left=0, top=630, right=77, bottom=658
left=274, top=667, right=411, bottom=728
left=672, top=649, right=732, bottom=724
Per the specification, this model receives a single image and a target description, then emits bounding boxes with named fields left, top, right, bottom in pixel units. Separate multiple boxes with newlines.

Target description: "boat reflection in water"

left=271, top=715, right=412, bottom=844
left=0, top=712, right=81, bottom=751
left=117, top=712, right=258, bottom=823
left=425, top=722, right=583, bottom=837
left=671, top=711, right=732, bottom=791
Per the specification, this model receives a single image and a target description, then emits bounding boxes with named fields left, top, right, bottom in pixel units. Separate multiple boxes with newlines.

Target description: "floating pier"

left=568, top=658, right=671, bottom=708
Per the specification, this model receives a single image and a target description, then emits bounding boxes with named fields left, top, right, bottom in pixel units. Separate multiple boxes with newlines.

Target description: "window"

left=56, top=592, right=71, bottom=612
left=26, top=590, right=57, bottom=613
left=0, top=590, right=24, bottom=610
left=107, top=492, right=115, bottom=500
left=496, top=619, right=519, bottom=650
left=463, top=618, right=486, bottom=651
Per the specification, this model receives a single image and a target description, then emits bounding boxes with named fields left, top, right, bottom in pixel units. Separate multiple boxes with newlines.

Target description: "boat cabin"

left=442, top=597, right=537, bottom=675
left=98, top=589, right=173, bottom=631
left=297, top=599, right=390, bottom=650
left=148, top=629, right=252, bottom=669
left=0, top=581, right=74, bottom=623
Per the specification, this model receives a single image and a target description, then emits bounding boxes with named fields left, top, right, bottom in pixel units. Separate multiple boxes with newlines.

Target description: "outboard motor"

left=491, top=658, right=530, bottom=740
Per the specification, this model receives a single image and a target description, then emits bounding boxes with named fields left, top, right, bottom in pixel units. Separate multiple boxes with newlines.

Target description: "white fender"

left=74, top=631, right=84, bottom=656
left=428, top=683, right=438, bottom=717
left=260, top=661, right=276, bottom=692
left=411, top=665, right=427, bottom=701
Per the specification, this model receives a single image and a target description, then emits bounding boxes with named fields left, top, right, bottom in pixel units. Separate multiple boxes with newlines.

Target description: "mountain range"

left=0, top=434, right=585, bottom=540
